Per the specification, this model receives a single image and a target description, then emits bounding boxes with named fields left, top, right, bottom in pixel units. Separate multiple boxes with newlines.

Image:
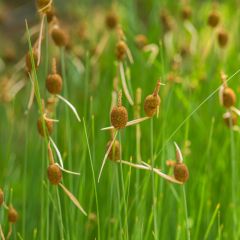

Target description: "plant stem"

left=182, top=186, right=191, bottom=240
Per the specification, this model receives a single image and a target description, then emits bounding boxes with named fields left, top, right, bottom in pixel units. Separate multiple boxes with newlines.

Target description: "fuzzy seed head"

left=46, top=74, right=63, bottom=94
left=47, top=164, right=62, bottom=185
left=107, top=140, right=121, bottom=161
left=25, top=50, right=38, bottom=73
left=222, top=87, right=236, bottom=108
left=8, top=206, right=18, bottom=223
left=208, top=11, right=220, bottom=28
left=51, top=27, right=69, bottom=47
left=0, top=188, right=3, bottom=206
left=217, top=30, right=228, bottom=48
left=134, top=34, right=148, bottom=49
left=37, top=118, right=53, bottom=137
left=116, top=41, right=127, bottom=61
left=111, top=106, right=128, bottom=129
left=223, top=112, right=238, bottom=128
left=144, top=95, right=161, bottom=117
left=105, top=11, right=118, bottom=30
left=174, top=163, right=189, bottom=183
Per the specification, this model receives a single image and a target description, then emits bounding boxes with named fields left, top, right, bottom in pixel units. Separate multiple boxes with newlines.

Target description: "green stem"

left=182, top=186, right=191, bottom=240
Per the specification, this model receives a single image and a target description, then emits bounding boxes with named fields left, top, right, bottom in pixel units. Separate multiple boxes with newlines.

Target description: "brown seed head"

left=222, top=87, right=236, bottom=108
left=181, top=5, right=192, bottom=20
left=208, top=10, right=220, bottom=28
left=47, top=164, right=62, bottom=185
left=0, top=188, right=3, bottom=206
left=25, top=50, right=38, bottom=73
left=51, top=26, right=69, bottom=47
left=46, top=7, right=55, bottom=23
left=134, top=34, right=148, bottom=49
left=144, top=81, right=161, bottom=117
left=8, top=206, right=19, bottom=223
left=174, top=163, right=189, bottom=183
left=37, top=118, right=53, bottom=137
left=46, top=74, right=62, bottom=94
left=217, top=29, right=228, bottom=48
left=223, top=112, right=238, bottom=128
left=116, top=40, right=127, bottom=61
left=160, top=10, right=175, bottom=32
left=107, top=140, right=121, bottom=161
left=105, top=11, right=118, bottom=30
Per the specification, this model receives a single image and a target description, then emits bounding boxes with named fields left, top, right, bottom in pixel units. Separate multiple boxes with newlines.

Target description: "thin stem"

left=182, top=186, right=191, bottom=240
left=56, top=187, right=65, bottom=240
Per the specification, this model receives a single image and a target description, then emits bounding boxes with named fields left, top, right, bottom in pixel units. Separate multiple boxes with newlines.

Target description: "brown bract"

left=174, top=163, right=189, bottom=183
left=25, top=50, right=38, bottom=73
left=0, top=188, right=3, bottom=206
left=105, top=11, right=118, bottom=30
left=46, top=73, right=62, bottom=94
left=107, top=140, right=120, bottom=161
left=111, top=106, right=128, bottom=129
left=37, top=118, right=53, bottom=137
left=8, top=206, right=18, bottom=223
left=144, top=95, right=161, bottom=117
left=223, top=112, right=238, bottom=127
left=208, top=11, right=220, bottom=27
left=222, top=87, right=236, bottom=108
left=51, top=27, right=69, bottom=47
left=47, top=164, right=62, bottom=185
left=217, top=30, right=228, bottom=48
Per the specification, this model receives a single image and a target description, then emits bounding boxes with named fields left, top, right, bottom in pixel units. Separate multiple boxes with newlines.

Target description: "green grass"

left=0, top=0, right=240, bottom=239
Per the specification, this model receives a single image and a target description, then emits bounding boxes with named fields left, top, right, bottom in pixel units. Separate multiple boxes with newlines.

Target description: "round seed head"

left=116, top=40, right=127, bottom=61
left=160, top=10, right=174, bottom=32
left=222, top=87, right=236, bottom=108
left=134, top=34, right=148, bottom=49
left=37, top=118, right=53, bottom=137
left=217, top=30, right=228, bottom=48
left=47, top=164, right=62, bottom=185
left=223, top=112, right=238, bottom=128
left=46, top=7, right=55, bottom=23
left=107, top=140, right=121, bottom=161
left=0, top=188, right=3, bottom=206
left=181, top=5, right=192, bottom=20
left=111, top=106, right=128, bottom=129
left=25, top=50, right=38, bottom=73
left=8, top=206, right=19, bottom=223
left=105, top=11, right=118, bottom=30
left=46, top=74, right=62, bottom=94
left=51, top=26, right=69, bottom=47
left=208, top=10, right=220, bottom=28
left=174, top=163, right=189, bottom=183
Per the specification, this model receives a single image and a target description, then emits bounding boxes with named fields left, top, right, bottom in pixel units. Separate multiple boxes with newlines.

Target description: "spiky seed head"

left=181, top=5, right=192, bottom=20
left=0, top=188, right=3, bottom=206
left=25, top=50, right=38, bottom=73
left=105, top=11, right=118, bottom=30
left=116, top=40, right=127, bottom=61
left=51, top=26, right=69, bottom=47
left=37, top=118, right=53, bottom=137
left=134, top=34, right=148, bottom=49
left=223, top=112, right=238, bottom=128
left=174, top=163, right=189, bottom=183
left=107, top=140, right=121, bottom=161
left=46, top=74, right=62, bottom=94
left=222, top=87, right=236, bottom=108
left=47, top=164, right=62, bottom=185
left=111, top=106, right=128, bottom=129
left=217, top=30, right=228, bottom=48
left=144, top=81, right=161, bottom=117
left=208, top=11, right=220, bottom=27
left=8, top=206, right=19, bottom=223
